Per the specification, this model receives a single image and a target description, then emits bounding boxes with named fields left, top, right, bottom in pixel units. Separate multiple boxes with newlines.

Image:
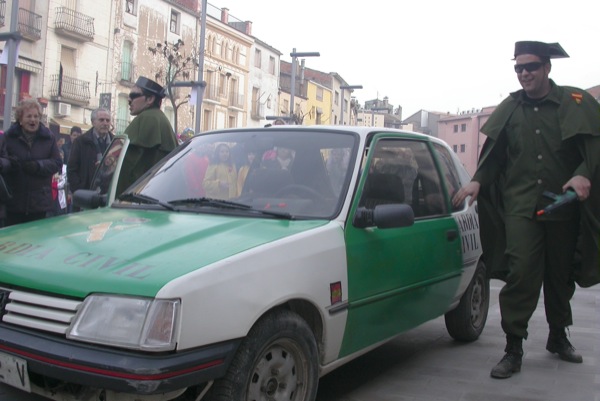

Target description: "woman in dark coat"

left=2, top=98, right=62, bottom=226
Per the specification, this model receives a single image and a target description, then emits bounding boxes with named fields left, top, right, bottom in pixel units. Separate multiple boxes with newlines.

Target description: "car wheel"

left=208, top=309, right=319, bottom=401
left=444, top=261, right=489, bottom=342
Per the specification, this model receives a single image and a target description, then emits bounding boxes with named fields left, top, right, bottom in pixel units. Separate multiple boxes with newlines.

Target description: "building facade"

left=246, top=37, right=280, bottom=127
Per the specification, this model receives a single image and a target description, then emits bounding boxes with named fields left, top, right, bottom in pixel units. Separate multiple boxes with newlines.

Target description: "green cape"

left=477, top=83, right=600, bottom=287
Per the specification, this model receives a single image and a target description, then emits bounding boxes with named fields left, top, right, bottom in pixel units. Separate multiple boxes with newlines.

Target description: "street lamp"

left=340, top=84, right=362, bottom=125
left=289, top=48, right=320, bottom=123
left=2, top=0, right=21, bottom=131
left=194, top=0, right=208, bottom=134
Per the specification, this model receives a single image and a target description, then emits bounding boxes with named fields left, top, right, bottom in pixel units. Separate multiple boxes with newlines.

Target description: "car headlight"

left=67, top=295, right=180, bottom=352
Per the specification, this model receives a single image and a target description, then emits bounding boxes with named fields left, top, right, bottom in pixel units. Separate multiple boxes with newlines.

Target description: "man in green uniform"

left=453, top=41, right=600, bottom=379
left=116, top=76, right=178, bottom=195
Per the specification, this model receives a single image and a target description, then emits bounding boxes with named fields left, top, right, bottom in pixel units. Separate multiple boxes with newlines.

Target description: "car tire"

left=207, top=308, right=319, bottom=401
left=444, top=261, right=489, bottom=342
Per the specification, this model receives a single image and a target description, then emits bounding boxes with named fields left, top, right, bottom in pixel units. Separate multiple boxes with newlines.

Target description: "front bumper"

left=0, top=324, right=241, bottom=395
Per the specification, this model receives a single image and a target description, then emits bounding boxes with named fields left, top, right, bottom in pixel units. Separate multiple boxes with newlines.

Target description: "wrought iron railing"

left=17, top=8, right=42, bottom=40
left=50, top=72, right=91, bottom=103
left=55, top=6, right=94, bottom=40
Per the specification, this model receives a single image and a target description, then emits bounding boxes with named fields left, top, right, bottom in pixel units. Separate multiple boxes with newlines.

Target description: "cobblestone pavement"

left=2, top=280, right=599, bottom=401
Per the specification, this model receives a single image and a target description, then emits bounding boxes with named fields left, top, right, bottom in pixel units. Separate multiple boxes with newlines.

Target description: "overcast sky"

left=215, top=0, right=599, bottom=118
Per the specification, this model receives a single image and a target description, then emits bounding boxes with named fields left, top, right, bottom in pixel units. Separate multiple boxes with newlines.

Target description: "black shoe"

left=490, top=352, right=522, bottom=379
left=546, top=328, right=583, bottom=363
left=491, top=334, right=523, bottom=379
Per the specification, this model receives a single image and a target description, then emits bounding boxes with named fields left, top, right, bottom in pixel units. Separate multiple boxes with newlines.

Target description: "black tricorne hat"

left=514, top=41, right=569, bottom=59
left=135, top=76, right=166, bottom=98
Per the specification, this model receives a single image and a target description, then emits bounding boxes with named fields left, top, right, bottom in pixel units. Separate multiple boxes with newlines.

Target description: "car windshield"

left=116, top=128, right=358, bottom=219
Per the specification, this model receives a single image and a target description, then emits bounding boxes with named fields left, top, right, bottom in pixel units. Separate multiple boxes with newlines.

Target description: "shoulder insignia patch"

left=571, top=92, right=583, bottom=104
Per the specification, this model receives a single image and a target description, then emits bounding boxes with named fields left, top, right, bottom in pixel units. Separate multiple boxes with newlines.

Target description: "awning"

left=49, top=117, right=92, bottom=135
left=16, top=57, right=43, bottom=74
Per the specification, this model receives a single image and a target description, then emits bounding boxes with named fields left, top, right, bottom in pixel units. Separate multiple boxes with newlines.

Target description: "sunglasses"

left=514, top=62, right=545, bottom=74
left=128, top=92, right=145, bottom=101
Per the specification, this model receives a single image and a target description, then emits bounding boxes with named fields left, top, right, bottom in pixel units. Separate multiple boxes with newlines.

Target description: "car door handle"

left=446, top=229, right=459, bottom=241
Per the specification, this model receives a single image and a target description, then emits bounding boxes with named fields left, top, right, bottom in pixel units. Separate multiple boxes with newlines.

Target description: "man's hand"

left=452, top=181, right=481, bottom=208
left=563, top=175, right=590, bottom=201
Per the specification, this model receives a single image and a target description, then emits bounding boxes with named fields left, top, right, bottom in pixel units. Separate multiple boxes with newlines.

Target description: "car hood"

left=0, top=209, right=327, bottom=298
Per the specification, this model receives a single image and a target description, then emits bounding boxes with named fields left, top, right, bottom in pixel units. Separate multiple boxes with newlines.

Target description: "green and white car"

left=0, top=126, right=488, bottom=401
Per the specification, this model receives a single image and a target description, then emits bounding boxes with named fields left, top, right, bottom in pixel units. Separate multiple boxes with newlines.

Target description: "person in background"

left=452, top=41, right=600, bottom=379
left=1, top=98, right=62, bottom=226
left=116, top=76, right=178, bottom=195
left=184, top=143, right=211, bottom=198
left=48, top=149, right=68, bottom=217
left=203, top=143, right=237, bottom=199
left=179, top=127, right=194, bottom=144
left=237, top=148, right=258, bottom=195
left=62, top=126, right=82, bottom=164
left=326, top=148, right=349, bottom=196
left=68, top=108, right=113, bottom=195
left=263, top=146, right=294, bottom=170
left=0, top=134, right=8, bottom=227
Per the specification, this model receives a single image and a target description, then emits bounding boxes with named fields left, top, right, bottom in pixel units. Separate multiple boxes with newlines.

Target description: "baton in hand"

left=536, top=189, right=578, bottom=216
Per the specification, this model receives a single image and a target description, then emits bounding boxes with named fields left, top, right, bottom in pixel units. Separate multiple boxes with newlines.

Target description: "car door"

left=340, top=136, right=463, bottom=356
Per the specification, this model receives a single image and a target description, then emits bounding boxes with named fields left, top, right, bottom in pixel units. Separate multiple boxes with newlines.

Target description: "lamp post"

left=195, top=0, right=208, bottom=133
left=289, top=48, right=319, bottom=123
left=339, top=84, right=362, bottom=125
left=1, top=0, right=21, bottom=131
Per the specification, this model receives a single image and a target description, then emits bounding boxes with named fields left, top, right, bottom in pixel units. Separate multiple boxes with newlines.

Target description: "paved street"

left=1, top=280, right=599, bottom=401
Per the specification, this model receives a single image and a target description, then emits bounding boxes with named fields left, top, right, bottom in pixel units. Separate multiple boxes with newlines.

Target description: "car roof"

left=210, top=125, right=444, bottom=146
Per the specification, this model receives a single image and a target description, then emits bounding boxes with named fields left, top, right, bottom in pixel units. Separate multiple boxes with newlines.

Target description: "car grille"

left=0, top=288, right=82, bottom=335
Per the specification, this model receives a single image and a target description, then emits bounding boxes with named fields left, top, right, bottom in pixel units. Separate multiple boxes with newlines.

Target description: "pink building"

left=437, top=107, right=494, bottom=176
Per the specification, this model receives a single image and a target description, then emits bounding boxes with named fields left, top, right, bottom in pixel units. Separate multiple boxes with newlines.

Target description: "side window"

left=432, top=143, right=462, bottom=212
left=360, top=139, right=446, bottom=218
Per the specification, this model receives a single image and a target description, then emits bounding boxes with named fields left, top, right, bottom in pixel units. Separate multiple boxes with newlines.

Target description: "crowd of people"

left=0, top=76, right=177, bottom=228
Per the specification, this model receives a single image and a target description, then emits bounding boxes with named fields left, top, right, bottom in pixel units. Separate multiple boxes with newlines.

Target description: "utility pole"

left=1, top=0, right=21, bottom=131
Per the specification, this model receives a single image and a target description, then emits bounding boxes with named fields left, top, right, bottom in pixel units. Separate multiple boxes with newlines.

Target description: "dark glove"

left=8, top=156, right=20, bottom=171
left=22, top=161, right=40, bottom=174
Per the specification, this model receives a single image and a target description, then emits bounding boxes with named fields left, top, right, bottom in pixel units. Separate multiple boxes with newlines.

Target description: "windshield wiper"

left=251, top=208, right=293, bottom=219
left=169, top=197, right=252, bottom=210
left=118, top=193, right=178, bottom=211
left=169, top=197, right=293, bottom=219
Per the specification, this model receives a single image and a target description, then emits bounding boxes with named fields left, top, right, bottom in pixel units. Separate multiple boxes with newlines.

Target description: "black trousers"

left=500, top=216, right=579, bottom=339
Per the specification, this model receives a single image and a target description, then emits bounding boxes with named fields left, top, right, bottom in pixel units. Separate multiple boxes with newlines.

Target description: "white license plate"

left=0, top=351, right=31, bottom=392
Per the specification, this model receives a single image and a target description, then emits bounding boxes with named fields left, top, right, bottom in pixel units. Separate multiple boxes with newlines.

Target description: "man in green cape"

left=453, top=41, right=600, bottom=379
left=116, top=76, right=178, bottom=195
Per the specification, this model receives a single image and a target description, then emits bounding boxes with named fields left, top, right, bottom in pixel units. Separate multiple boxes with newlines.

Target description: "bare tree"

left=148, top=39, right=199, bottom=135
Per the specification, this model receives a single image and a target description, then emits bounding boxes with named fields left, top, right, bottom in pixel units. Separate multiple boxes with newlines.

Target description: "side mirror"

left=73, top=189, right=107, bottom=210
left=353, top=204, right=415, bottom=229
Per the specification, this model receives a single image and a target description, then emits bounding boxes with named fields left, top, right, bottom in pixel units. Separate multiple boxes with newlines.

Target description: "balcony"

left=49, top=71, right=91, bottom=105
left=228, top=92, right=244, bottom=109
left=0, top=1, right=5, bottom=27
left=17, top=8, right=42, bottom=41
left=54, top=6, right=94, bottom=42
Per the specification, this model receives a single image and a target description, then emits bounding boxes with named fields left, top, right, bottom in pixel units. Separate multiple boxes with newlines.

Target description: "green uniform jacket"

left=117, top=107, right=178, bottom=194
left=474, top=82, right=600, bottom=287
